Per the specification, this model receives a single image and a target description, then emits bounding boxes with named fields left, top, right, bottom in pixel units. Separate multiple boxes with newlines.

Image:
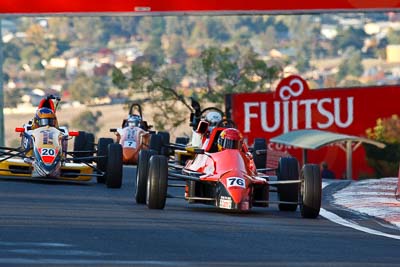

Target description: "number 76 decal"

left=227, top=177, right=246, bottom=188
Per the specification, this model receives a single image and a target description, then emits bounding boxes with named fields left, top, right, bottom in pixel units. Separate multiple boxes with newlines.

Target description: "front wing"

left=0, top=158, right=94, bottom=181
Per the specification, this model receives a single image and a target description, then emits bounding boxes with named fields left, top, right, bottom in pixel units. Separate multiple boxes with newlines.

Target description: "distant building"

left=386, top=45, right=400, bottom=63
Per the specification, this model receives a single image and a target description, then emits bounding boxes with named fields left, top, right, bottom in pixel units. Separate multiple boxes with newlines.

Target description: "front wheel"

left=300, top=164, right=321, bottom=218
left=106, top=143, right=123, bottom=189
left=146, top=155, right=168, bottom=209
left=97, top=137, right=114, bottom=183
left=135, top=149, right=156, bottom=204
left=277, top=157, right=299, bottom=211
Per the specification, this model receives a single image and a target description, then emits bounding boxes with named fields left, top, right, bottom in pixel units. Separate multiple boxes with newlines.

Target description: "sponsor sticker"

left=219, top=196, right=232, bottom=209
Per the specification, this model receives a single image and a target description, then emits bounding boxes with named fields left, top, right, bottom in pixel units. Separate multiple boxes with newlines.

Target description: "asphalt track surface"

left=0, top=166, right=398, bottom=267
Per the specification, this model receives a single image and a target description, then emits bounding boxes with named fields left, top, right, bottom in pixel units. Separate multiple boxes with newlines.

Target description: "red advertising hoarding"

left=1, top=0, right=400, bottom=14
left=228, top=75, right=400, bottom=179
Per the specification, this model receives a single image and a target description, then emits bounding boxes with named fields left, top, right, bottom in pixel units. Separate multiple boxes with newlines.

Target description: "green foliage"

left=111, top=67, right=128, bottom=90
left=387, top=28, right=400, bottom=45
left=68, top=73, right=109, bottom=103
left=196, top=46, right=282, bottom=102
left=111, top=44, right=282, bottom=129
left=4, top=89, right=22, bottom=108
left=71, top=110, right=103, bottom=135
left=336, top=47, right=364, bottom=82
left=334, top=27, right=366, bottom=52
left=366, top=115, right=400, bottom=144
left=364, top=115, right=400, bottom=177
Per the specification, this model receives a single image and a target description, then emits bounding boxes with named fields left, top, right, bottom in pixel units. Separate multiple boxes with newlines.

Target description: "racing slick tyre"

left=149, top=133, right=162, bottom=154
left=300, top=164, right=321, bottom=219
left=73, top=131, right=87, bottom=151
left=73, top=131, right=87, bottom=162
left=277, top=157, right=299, bottom=211
left=84, top=133, right=95, bottom=158
left=146, top=155, right=168, bottom=209
left=252, top=138, right=267, bottom=170
left=175, top=136, right=189, bottom=145
left=97, top=137, right=114, bottom=183
left=135, top=149, right=157, bottom=204
left=106, top=143, right=123, bottom=189
left=158, top=131, right=170, bottom=157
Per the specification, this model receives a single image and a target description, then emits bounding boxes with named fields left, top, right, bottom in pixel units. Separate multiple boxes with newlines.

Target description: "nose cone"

left=228, top=186, right=248, bottom=204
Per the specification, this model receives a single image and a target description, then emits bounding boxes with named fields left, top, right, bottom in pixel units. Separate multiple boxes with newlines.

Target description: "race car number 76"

left=227, top=177, right=246, bottom=188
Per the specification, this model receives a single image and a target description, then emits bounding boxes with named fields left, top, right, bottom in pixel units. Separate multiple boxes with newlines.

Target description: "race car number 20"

left=41, top=148, right=56, bottom=156
left=227, top=177, right=246, bottom=188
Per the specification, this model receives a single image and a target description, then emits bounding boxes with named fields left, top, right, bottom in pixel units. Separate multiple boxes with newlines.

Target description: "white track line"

left=321, top=182, right=400, bottom=240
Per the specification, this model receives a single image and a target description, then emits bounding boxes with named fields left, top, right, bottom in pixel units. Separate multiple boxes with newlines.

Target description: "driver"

left=204, top=111, right=222, bottom=133
left=217, top=128, right=243, bottom=151
left=116, top=114, right=144, bottom=143
left=31, top=107, right=59, bottom=130
left=127, top=114, right=142, bottom=127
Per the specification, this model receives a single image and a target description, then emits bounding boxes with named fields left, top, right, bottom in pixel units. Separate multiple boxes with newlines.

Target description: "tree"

left=336, top=47, right=364, bottom=82
left=387, top=28, right=400, bottom=44
left=333, top=27, right=367, bottom=54
left=194, top=46, right=282, bottom=102
left=71, top=110, right=103, bottom=135
left=4, top=89, right=22, bottom=108
left=112, top=44, right=283, bottom=129
left=112, top=61, right=191, bottom=131
left=25, top=24, right=58, bottom=62
left=68, top=73, right=109, bottom=103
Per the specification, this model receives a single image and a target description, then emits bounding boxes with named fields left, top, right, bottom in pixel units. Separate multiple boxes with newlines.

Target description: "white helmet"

left=127, top=115, right=141, bottom=127
left=205, top=111, right=222, bottom=127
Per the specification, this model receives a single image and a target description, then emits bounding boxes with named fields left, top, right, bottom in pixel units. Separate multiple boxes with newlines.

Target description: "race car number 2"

left=227, top=177, right=246, bottom=188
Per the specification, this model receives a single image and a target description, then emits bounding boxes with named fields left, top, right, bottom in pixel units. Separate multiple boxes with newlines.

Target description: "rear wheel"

left=175, top=136, right=189, bottom=145
left=106, top=144, right=123, bottom=188
left=97, top=138, right=114, bottom=183
left=135, top=149, right=156, bottom=204
left=84, top=133, right=95, bottom=155
left=252, top=138, right=267, bottom=170
left=300, top=164, right=321, bottom=218
left=158, top=131, right=170, bottom=156
left=149, top=134, right=162, bottom=154
left=277, top=157, right=299, bottom=211
left=146, top=155, right=168, bottom=209
left=73, top=131, right=87, bottom=162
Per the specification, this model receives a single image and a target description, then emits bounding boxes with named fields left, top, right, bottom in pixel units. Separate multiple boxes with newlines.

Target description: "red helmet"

left=217, top=128, right=243, bottom=151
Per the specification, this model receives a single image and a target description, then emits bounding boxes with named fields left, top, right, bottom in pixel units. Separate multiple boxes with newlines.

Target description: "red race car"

left=135, top=127, right=322, bottom=218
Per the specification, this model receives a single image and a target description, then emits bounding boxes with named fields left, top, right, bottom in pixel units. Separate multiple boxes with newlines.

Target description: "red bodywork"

left=184, top=127, right=267, bottom=211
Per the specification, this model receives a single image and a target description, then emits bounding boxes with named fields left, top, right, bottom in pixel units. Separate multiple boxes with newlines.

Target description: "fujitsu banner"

left=228, top=75, right=400, bottom=179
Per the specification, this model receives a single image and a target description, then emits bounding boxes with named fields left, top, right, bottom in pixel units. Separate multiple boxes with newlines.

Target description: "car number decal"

left=227, top=177, right=246, bottom=188
left=124, top=140, right=137, bottom=148
left=39, top=148, right=58, bottom=164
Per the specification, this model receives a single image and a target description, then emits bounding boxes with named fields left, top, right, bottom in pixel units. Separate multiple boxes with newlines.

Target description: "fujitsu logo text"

left=243, top=78, right=354, bottom=133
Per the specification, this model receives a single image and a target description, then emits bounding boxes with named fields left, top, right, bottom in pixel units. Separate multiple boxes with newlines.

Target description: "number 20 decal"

left=227, top=177, right=246, bottom=188
left=41, top=148, right=56, bottom=156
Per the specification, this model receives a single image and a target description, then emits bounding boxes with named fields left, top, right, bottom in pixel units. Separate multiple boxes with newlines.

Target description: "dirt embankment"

left=5, top=103, right=192, bottom=146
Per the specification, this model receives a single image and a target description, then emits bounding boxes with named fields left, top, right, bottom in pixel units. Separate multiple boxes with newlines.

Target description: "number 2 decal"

left=227, top=177, right=246, bottom=188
